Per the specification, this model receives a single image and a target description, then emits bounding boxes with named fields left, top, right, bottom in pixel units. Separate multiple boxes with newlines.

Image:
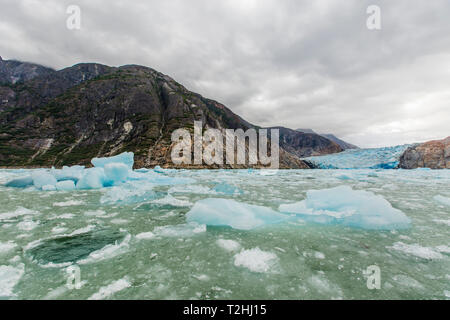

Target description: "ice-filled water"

left=0, top=158, right=449, bottom=299
left=303, top=145, right=411, bottom=169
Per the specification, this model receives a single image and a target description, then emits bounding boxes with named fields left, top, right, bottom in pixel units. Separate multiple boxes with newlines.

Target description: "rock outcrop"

left=0, top=59, right=341, bottom=169
left=399, top=137, right=450, bottom=169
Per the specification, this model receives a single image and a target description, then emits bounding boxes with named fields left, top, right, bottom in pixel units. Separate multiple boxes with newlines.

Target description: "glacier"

left=303, top=144, right=412, bottom=169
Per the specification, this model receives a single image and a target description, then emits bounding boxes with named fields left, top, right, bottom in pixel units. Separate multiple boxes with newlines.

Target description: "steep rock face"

left=399, top=137, right=450, bottom=169
left=0, top=58, right=55, bottom=84
left=0, top=60, right=339, bottom=168
left=320, top=134, right=358, bottom=150
left=274, top=127, right=343, bottom=158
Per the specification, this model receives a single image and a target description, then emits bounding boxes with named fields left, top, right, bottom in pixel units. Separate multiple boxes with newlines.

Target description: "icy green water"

left=0, top=169, right=449, bottom=300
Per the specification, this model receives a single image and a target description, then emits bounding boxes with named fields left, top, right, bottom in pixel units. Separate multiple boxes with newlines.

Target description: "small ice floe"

left=279, top=186, right=411, bottom=230
left=0, top=263, right=25, bottom=297
left=216, top=239, right=241, bottom=252
left=233, top=248, right=279, bottom=273
left=88, top=277, right=131, bottom=300
left=136, top=232, right=156, bottom=240
left=152, top=223, right=206, bottom=238
left=0, top=207, right=39, bottom=221
left=434, top=195, right=450, bottom=206
left=433, top=219, right=450, bottom=226
left=53, top=200, right=84, bottom=207
left=389, top=242, right=444, bottom=260
left=0, top=241, right=17, bottom=254
left=187, top=198, right=289, bottom=230
left=148, top=194, right=193, bottom=207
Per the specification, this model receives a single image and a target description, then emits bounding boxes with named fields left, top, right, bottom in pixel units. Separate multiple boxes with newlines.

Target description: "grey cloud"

left=1, top=0, right=449, bottom=147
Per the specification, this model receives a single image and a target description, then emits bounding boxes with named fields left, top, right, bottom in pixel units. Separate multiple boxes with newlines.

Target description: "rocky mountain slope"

left=296, top=129, right=358, bottom=150
left=399, top=137, right=450, bottom=169
left=0, top=58, right=342, bottom=168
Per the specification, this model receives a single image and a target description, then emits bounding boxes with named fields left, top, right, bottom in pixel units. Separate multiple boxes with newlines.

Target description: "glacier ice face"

left=303, top=145, right=411, bottom=169
left=186, top=198, right=289, bottom=230
left=5, top=176, right=33, bottom=188
left=104, top=163, right=130, bottom=185
left=76, top=168, right=107, bottom=189
left=91, top=152, right=134, bottom=169
left=279, top=186, right=411, bottom=230
left=32, top=172, right=57, bottom=189
left=55, top=180, right=76, bottom=191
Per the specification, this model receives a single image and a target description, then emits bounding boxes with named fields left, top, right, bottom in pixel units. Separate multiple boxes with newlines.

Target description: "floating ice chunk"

left=153, top=166, right=164, bottom=173
left=104, top=163, right=130, bottom=185
left=17, top=219, right=39, bottom=231
left=279, top=186, right=411, bottom=230
left=88, top=277, right=131, bottom=300
left=434, top=195, right=450, bottom=206
left=213, top=183, right=242, bottom=195
left=135, top=232, right=156, bottom=240
left=0, top=241, right=17, bottom=254
left=389, top=242, right=444, bottom=260
left=0, top=207, right=38, bottom=221
left=91, top=152, right=134, bottom=169
left=32, top=171, right=57, bottom=189
left=216, top=239, right=241, bottom=252
left=148, top=194, right=193, bottom=208
left=53, top=200, right=84, bottom=207
left=56, top=180, right=76, bottom=191
left=42, top=184, right=56, bottom=191
left=100, top=181, right=158, bottom=204
left=153, top=222, right=206, bottom=237
left=51, top=165, right=84, bottom=182
left=186, top=198, right=289, bottom=230
left=233, top=248, right=279, bottom=273
left=5, top=176, right=33, bottom=188
left=0, top=263, right=25, bottom=297
left=76, top=168, right=106, bottom=189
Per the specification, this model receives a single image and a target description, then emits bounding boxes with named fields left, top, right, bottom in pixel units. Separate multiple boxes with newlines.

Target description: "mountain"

left=0, top=59, right=342, bottom=168
left=0, top=56, right=55, bottom=84
left=399, top=137, right=450, bottom=169
left=296, top=128, right=358, bottom=150
left=319, top=134, right=358, bottom=150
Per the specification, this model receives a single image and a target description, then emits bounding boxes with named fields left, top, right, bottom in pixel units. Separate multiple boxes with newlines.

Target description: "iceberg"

left=103, top=163, right=130, bottom=185
left=76, top=167, right=107, bottom=189
left=303, top=145, right=411, bottom=169
left=186, top=198, right=289, bottom=230
left=55, top=180, right=76, bottom=191
left=279, top=186, right=411, bottom=230
left=32, top=172, right=57, bottom=189
left=5, top=176, right=33, bottom=188
left=91, top=152, right=134, bottom=169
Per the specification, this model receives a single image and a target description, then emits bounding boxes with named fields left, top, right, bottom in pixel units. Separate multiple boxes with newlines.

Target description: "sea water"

left=0, top=168, right=449, bottom=299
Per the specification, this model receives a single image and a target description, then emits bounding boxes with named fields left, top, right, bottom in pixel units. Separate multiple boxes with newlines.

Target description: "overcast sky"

left=1, top=0, right=449, bottom=147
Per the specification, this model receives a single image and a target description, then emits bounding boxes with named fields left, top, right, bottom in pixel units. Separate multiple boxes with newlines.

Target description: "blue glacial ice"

left=303, top=144, right=411, bottom=169
left=186, top=198, right=289, bottom=230
left=4, top=152, right=193, bottom=191
left=91, top=152, right=134, bottom=169
left=279, top=186, right=411, bottom=230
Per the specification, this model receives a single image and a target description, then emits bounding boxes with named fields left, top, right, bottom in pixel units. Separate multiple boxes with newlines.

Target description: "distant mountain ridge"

left=0, top=57, right=343, bottom=168
left=296, top=129, right=358, bottom=150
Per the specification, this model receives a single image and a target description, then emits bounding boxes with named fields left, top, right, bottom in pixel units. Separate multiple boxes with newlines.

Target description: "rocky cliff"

left=399, top=137, right=450, bottom=169
left=0, top=59, right=342, bottom=169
